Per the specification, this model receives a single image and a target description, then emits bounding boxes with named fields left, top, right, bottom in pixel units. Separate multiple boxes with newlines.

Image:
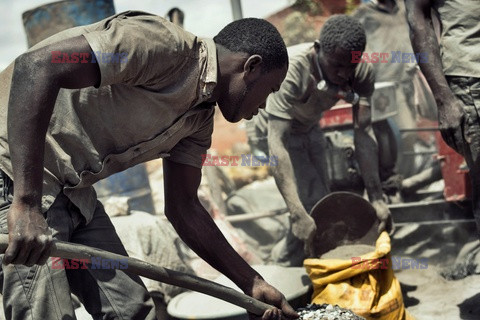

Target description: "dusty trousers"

left=446, top=76, right=480, bottom=236
left=0, top=170, right=156, bottom=320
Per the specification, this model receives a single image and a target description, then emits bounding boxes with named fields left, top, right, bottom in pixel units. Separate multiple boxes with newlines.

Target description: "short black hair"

left=319, top=15, right=366, bottom=54
left=214, top=18, right=288, bottom=73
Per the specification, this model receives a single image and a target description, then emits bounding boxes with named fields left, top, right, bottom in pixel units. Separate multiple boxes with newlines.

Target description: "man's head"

left=213, top=18, right=288, bottom=123
left=315, top=15, right=366, bottom=87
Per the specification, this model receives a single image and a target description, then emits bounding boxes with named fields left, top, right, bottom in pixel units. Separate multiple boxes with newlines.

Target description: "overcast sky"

left=0, top=0, right=290, bottom=70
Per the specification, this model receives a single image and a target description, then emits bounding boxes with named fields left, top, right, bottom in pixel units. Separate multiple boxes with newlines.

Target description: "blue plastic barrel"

left=22, top=0, right=115, bottom=48
left=94, top=164, right=156, bottom=215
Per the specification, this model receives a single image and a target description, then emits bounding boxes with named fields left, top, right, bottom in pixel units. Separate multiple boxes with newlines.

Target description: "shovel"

left=0, top=234, right=274, bottom=316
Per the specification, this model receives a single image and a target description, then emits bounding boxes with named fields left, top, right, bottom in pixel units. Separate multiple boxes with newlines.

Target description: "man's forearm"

left=405, top=0, right=455, bottom=107
left=8, top=37, right=99, bottom=204
left=269, top=137, right=308, bottom=220
left=8, top=55, right=60, bottom=205
left=266, top=117, right=317, bottom=249
left=165, top=199, right=261, bottom=294
left=354, top=128, right=383, bottom=201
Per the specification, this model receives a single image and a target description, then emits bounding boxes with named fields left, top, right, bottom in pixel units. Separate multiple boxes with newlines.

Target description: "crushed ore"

left=297, top=304, right=365, bottom=320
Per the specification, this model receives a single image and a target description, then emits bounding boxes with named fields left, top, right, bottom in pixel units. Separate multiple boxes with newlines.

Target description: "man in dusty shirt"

left=0, top=11, right=297, bottom=320
left=406, top=0, right=480, bottom=236
left=247, top=15, right=393, bottom=266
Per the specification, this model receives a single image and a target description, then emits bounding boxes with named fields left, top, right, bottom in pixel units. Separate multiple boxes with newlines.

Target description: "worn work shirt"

left=0, top=11, right=216, bottom=223
left=433, top=0, right=480, bottom=77
left=252, top=43, right=374, bottom=135
left=352, top=0, right=417, bottom=84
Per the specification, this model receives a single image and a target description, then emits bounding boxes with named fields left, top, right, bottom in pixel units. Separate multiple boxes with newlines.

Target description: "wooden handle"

left=0, top=234, right=273, bottom=315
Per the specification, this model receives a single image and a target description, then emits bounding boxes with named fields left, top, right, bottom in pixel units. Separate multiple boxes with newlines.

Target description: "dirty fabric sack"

left=304, top=232, right=413, bottom=320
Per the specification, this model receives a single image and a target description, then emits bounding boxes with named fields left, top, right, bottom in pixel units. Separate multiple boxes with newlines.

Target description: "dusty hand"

left=4, top=201, right=52, bottom=266
left=437, top=97, right=466, bottom=152
left=291, top=212, right=317, bottom=257
left=371, top=199, right=394, bottom=235
left=381, top=174, right=403, bottom=196
left=248, top=277, right=299, bottom=320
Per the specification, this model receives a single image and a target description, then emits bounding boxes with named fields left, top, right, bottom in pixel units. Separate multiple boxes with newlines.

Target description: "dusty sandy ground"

left=0, top=269, right=477, bottom=320
left=391, top=222, right=480, bottom=320
left=0, top=204, right=477, bottom=320
left=397, top=267, right=480, bottom=320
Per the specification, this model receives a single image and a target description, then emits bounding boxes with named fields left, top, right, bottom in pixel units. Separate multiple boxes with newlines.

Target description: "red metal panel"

left=435, top=132, right=472, bottom=201
left=319, top=104, right=353, bottom=129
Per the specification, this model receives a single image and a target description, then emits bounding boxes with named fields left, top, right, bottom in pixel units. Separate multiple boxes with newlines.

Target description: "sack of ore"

left=297, top=303, right=365, bottom=320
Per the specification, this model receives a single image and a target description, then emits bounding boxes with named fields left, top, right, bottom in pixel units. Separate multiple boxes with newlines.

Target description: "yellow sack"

left=304, top=232, right=413, bottom=320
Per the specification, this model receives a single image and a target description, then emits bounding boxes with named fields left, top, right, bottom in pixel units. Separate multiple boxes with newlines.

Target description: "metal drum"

left=309, top=191, right=378, bottom=257
left=22, top=0, right=115, bottom=48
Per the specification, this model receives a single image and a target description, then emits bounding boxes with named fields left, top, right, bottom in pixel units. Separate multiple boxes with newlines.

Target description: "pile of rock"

left=297, top=304, right=365, bottom=320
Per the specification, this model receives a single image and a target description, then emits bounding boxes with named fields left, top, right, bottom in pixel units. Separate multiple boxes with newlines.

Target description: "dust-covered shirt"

left=432, top=0, right=480, bottom=77
left=352, top=0, right=418, bottom=83
left=252, top=43, right=374, bottom=135
left=0, top=11, right=217, bottom=223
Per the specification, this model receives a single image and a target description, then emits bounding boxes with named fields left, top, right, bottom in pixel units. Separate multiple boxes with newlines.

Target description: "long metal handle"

left=0, top=234, right=273, bottom=315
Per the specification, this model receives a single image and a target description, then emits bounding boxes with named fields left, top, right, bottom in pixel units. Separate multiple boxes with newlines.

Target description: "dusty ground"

left=0, top=266, right=477, bottom=320
left=0, top=171, right=477, bottom=320
left=391, top=222, right=480, bottom=320
left=0, top=229, right=477, bottom=320
left=397, top=267, right=480, bottom=320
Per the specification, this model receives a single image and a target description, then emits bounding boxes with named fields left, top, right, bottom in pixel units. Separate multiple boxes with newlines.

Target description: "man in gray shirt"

left=352, top=0, right=422, bottom=183
left=406, top=0, right=480, bottom=237
left=247, top=15, right=393, bottom=266
left=0, top=12, right=296, bottom=320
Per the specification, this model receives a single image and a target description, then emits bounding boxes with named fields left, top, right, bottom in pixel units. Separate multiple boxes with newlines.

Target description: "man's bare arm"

left=5, top=36, right=100, bottom=266
left=162, top=159, right=297, bottom=319
left=405, top=0, right=464, bottom=148
left=405, top=0, right=450, bottom=102
left=267, top=115, right=316, bottom=255
left=353, top=104, right=393, bottom=233
left=353, top=104, right=382, bottom=200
